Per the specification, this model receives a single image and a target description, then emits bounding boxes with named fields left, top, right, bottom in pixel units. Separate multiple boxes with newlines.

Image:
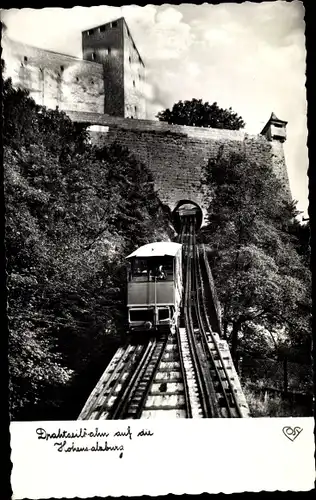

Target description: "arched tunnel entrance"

left=172, top=200, right=203, bottom=234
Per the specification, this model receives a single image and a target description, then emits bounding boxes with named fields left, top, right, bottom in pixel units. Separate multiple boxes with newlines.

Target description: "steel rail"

left=108, top=333, right=170, bottom=419
left=199, top=244, right=222, bottom=335
left=192, top=233, right=234, bottom=416
left=175, top=323, right=193, bottom=418
left=183, top=216, right=214, bottom=417
left=173, top=219, right=194, bottom=418
left=106, top=339, right=156, bottom=419
left=79, top=343, right=143, bottom=420
left=130, top=333, right=169, bottom=419
left=188, top=219, right=221, bottom=417
left=196, top=244, right=244, bottom=417
left=178, top=217, right=194, bottom=418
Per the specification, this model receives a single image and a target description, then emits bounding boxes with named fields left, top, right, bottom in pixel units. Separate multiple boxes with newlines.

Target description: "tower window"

left=24, top=56, right=28, bottom=63
left=134, top=106, right=137, bottom=113
left=129, top=56, right=131, bottom=63
left=99, top=25, right=106, bottom=33
left=133, top=80, right=135, bottom=87
left=60, top=65, right=64, bottom=72
left=111, top=21, right=118, bottom=28
left=108, top=47, right=111, bottom=55
left=92, top=52, right=96, bottom=61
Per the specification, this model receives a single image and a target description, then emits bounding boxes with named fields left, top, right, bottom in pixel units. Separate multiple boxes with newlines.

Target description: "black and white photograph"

left=2, top=1, right=314, bottom=497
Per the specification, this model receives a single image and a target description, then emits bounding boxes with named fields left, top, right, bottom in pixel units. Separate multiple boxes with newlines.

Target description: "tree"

left=287, top=218, right=311, bottom=268
left=157, top=98, right=245, bottom=130
left=4, top=78, right=172, bottom=419
left=202, top=147, right=311, bottom=368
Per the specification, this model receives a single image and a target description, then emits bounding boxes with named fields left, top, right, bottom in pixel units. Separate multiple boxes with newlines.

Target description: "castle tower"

left=82, top=17, right=146, bottom=119
left=261, top=112, right=287, bottom=142
left=261, top=112, right=292, bottom=203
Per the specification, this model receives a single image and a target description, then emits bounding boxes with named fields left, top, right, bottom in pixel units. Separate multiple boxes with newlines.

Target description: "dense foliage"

left=157, top=98, right=245, bottom=130
left=202, top=146, right=311, bottom=378
left=4, top=78, right=172, bottom=420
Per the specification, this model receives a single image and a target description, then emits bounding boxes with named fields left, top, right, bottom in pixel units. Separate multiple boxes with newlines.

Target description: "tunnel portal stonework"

left=66, top=111, right=291, bottom=226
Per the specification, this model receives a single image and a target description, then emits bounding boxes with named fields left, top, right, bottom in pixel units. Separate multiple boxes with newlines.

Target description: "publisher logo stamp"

left=282, top=426, right=303, bottom=442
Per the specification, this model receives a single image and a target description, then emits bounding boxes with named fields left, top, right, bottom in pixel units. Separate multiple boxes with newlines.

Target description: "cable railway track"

left=107, top=333, right=168, bottom=419
left=78, top=214, right=248, bottom=420
left=183, top=214, right=244, bottom=417
left=79, top=331, right=195, bottom=420
left=196, top=244, right=244, bottom=417
left=182, top=217, right=216, bottom=417
left=78, top=343, right=146, bottom=420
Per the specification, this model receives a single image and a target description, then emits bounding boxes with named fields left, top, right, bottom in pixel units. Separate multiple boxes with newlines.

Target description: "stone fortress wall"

left=2, top=16, right=291, bottom=222
left=2, top=37, right=105, bottom=114
left=66, top=110, right=292, bottom=223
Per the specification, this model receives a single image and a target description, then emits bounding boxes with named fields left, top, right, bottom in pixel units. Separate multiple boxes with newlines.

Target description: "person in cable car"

left=149, top=265, right=166, bottom=280
left=157, top=265, right=167, bottom=280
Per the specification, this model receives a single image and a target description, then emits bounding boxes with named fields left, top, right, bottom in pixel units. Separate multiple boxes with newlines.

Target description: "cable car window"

left=158, top=308, right=169, bottom=320
left=148, top=257, right=173, bottom=281
left=130, top=309, right=153, bottom=322
left=130, top=256, right=174, bottom=281
left=131, top=258, right=148, bottom=281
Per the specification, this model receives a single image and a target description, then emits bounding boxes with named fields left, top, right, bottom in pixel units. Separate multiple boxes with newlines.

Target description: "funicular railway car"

left=126, top=242, right=183, bottom=334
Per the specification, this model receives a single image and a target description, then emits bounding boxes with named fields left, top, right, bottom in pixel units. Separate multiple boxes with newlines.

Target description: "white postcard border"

left=10, top=417, right=315, bottom=499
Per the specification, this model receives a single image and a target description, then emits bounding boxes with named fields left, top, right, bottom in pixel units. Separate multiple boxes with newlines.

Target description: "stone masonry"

left=2, top=17, right=146, bottom=118
left=66, top=110, right=292, bottom=225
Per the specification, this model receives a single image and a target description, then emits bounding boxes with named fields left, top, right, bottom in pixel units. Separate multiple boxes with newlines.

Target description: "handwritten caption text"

left=36, top=426, right=154, bottom=458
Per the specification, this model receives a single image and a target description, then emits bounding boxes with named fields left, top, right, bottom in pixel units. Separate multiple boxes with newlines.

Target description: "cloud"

left=128, top=6, right=194, bottom=61
left=156, top=6, right=183, bottom=25
left=203, top=28, right=232, bottom=45
left=187, top=62, right=201, bottom=78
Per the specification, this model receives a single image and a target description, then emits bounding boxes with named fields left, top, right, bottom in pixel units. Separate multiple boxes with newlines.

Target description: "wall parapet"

left=65, top=110, right=253, bottom=141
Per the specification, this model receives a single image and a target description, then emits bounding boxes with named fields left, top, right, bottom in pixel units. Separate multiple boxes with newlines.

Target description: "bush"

left=242, top=381, right=312, bottom=417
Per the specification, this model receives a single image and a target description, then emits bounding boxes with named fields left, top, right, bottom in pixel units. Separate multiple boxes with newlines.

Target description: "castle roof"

left=270, top=112, right=287, bottom=124
left=260, top=111, right=287, bottom=135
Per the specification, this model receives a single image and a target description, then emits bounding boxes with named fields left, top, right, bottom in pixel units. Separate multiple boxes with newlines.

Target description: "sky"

left=1, top=2, right=309, bottom=218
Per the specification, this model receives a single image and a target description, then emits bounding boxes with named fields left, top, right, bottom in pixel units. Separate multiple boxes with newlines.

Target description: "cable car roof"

left=126, top=242, right=182, bottom=259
